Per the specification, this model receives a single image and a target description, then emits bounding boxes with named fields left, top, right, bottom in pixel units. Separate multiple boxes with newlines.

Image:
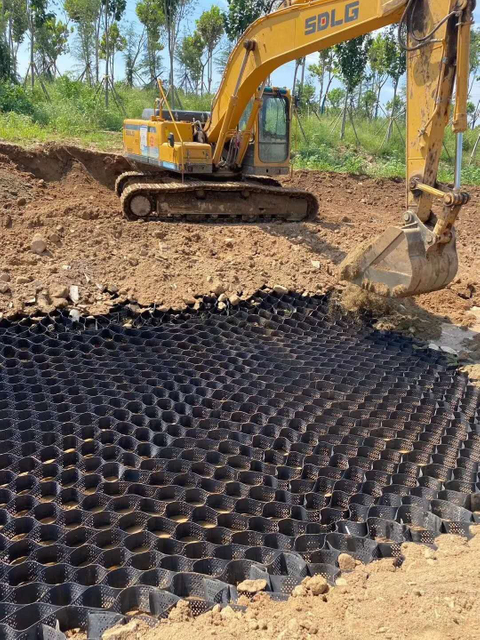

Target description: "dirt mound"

left=96, top=529, right=480, bottom=640
left=0, top=142, right=478, bottom=338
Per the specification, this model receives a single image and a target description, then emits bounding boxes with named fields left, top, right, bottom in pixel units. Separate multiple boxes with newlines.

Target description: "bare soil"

left=94, top=529, right=480, bottom=640
left=0, top=141, right=478, bottom=341
left=2, top=143, right=480, bottom=637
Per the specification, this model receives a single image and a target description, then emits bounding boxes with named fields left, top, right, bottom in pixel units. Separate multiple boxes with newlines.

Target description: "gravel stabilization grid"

left=0, top=290, right=479, bottom=639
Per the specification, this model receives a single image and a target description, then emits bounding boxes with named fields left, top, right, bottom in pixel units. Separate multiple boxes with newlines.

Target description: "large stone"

left=273, top=284, right=288, bottom=295
left=237, top=578, right=268, bottom=594
left=338, top=553, right=356, bottom=571
left=302, top=575, right=329, bottom=595
left=50, top=285, right=69, bottom=299
left=31, top=234, right=47, bottom=255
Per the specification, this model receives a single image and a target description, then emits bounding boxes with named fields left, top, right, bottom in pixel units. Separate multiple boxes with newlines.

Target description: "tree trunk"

left=375, top=84, right=382, bottom=120
left=30, top=18, right=34, bottom=89
left=340, top=91, right=348, bottom=140
left=292, top=59, right=300, bottom=96
left=472, top=98, right=480, bottom=129
left=299, top=57, right=306, bottom=99
left=168, top=23, right=174, bottom=108
left=95, top=12, right=101, bottom=84
left=321, top=72, right=333, bottom=114
left=111, top=43, right=115, bottom=82
left=104, top=3, right=109, bottom=108
left=318, top=67, right=325, bottom=111
left=208, top=50, right=213, bottom=94
left=387, top=78, right=398, bottom=141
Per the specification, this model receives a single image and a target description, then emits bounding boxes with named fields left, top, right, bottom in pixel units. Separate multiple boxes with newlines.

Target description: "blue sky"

left=16, top=0, right=480, bottom=106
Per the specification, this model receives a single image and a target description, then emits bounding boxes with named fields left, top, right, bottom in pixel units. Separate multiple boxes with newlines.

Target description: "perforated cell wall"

left=0, top=291, right=479, bottom=640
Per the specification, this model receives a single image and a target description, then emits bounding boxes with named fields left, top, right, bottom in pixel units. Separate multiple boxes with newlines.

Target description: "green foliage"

left=291, top=111, right=480, bottom=185
left=383, top=26, right=406, bottom=84
left=34, top=16, right=70, bottom=76
left=177, top=32, right=205, bottom=91
left=136, top=0, right=165, bottom=83
left=196, top=6, right=223, bottom=53
left=0, top=82, right=34, bottom=114
left=222, top=0, right=267, bottom=42
left=469, top=27, right=480, bottom=84
left=327, top=87, right=345, bottom=111
left=0, top=41, right=16, bottom=82
left=295, top=77, right=316, bottom=110
left=334, top=35, right=371, bottom=94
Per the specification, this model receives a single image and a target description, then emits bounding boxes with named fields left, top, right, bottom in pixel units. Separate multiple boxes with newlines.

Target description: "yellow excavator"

left=116, top=0, right=474, bottom=298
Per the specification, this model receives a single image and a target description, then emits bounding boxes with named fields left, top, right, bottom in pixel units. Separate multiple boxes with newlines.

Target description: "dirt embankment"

left=79, top=529, right=480, bottom=640
left=0, top=142, right=478, bottom=339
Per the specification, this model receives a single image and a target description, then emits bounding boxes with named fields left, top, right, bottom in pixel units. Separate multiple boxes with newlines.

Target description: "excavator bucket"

left=339, top=218, right=458, bottom=298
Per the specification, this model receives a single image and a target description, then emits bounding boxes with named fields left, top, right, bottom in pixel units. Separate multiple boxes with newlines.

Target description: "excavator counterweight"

left=118, top=0, right=474, bottom=298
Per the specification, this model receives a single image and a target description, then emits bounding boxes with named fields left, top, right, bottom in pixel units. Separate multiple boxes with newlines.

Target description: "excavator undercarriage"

left=116, top=172, right=318, bottom=222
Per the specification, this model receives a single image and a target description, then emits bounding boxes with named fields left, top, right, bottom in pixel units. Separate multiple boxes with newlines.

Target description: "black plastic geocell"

left=0, top=291, right=479, bottom=638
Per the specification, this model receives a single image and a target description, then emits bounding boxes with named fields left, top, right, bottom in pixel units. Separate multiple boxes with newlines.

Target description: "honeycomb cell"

left=0, top=292, right=479, bottom=637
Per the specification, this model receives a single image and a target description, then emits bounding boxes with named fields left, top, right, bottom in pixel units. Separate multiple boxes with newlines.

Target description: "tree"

left=383, top=26, right=406, bottom=140
left=334, top=35, right=371, bottom=138
left=65, top=0, right=102, bottom=84
left=469, top=28, right=480, bottom=97
left=176, top=31, right=204, bottom=93
left=100, top=21, right=126, bottom=81
left=0, top=38, right=16, bottom=81
left=136, top=0, right=165, bottom=85
left=222, top=0, right=268, bottom=42
left=161, top=0, right=193, bottom=106
left=34, top=16, right=70, bottom=78
left=308, top=48, right=334, bottom=113
left=196, top=6, right=223, bottom=93
left=327, top=87, right=345, bottom=111
left=26, top=0, right=54, bottom=88
left=101, top=0, right=126, bottom=105
left=123, top=23, right=145, bottom=87
left=295, top=76, right=315, bottom=111
left=367, top=32, right=389, bottom=119
left=214, top=37, right=232, bottom=75
left=359, top=88, right=377, bottom=119
left=2, top=0, right=28, bottom=76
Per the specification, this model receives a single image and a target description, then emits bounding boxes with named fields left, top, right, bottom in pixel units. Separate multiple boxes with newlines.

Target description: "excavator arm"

left=205, top=0, right=474, bottom=297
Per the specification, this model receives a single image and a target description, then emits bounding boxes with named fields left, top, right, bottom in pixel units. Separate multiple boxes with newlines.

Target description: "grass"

left=0, top=78, right=479, bottom=184
left=290, top=112, right=480, bottom=185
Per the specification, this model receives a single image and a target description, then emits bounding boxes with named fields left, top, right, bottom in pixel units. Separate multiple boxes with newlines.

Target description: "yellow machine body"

left=123, top=118, right=212, bottom=173
left=123, top=86, right=291, bottom=177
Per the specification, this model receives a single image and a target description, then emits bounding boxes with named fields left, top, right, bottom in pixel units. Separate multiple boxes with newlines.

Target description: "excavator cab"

left=241, top=87, right=291, bottom=176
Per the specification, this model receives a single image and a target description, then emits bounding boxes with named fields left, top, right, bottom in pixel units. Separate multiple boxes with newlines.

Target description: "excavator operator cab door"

left=242, top=87, right=291, bottom=176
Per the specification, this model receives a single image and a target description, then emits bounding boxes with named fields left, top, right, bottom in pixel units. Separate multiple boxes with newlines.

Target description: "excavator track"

left=120, top=178, right=318, bottom=222
left=115, top=171, right=156, bottom=197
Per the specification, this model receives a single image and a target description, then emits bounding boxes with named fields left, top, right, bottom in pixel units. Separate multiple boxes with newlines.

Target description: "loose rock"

left=338, top=553, right=357, bottom=571
left=31, top=234, right=47, bottom=255
left=50, top=285, right=69, bottom=299
left=212, top=282, right=226, bottom=296
left=302, top=575, right=329, bottom=596
left=273, top=284, right=288, bottom=295
left=237, top=578, right=268, bottom=594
